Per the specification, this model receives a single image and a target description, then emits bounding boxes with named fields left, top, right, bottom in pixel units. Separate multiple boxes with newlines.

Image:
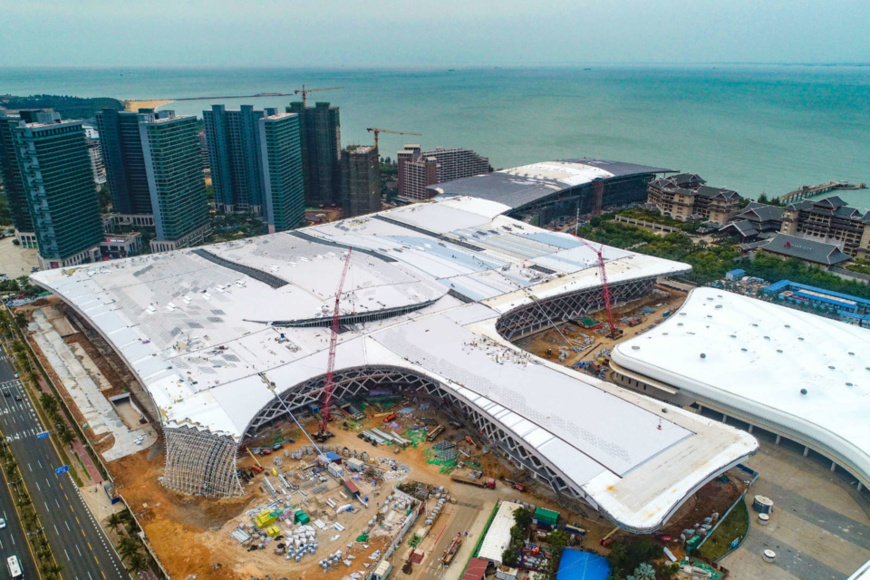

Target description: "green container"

left=294, top=510, right=310, bottom=525
left=534, top=507, right=559, bottom=526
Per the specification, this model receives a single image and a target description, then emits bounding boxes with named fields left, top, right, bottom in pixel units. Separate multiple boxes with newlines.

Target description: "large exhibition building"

left=33, top=196, right=757, bottom=533
left=428, top=158, right=670, bottom=223
left=611, top=288, right=870, bottom=496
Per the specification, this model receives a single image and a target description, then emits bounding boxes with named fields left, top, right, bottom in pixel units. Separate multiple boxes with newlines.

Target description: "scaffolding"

left=162, top=426, right=243, bottom=497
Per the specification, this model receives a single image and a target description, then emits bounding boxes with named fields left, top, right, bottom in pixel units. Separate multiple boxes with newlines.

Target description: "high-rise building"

left=96, top=108, right=166, bottom=221
left=342, top=145, right=381, bottom=218
left=259, top=112, right=304, bottom=233
left=139, top=115, right=209, bottom=252
left=286, top=101, right=341, bottom=207
left=13, top=120, right=103, bottom=269
left=203, top=104, right=279, bottom=214
left=397, top=145, right=437, bottom=201
left=0, top=112, right=35, bottom=247
left=397, top=145, right=489, bottom=200
left=83, top=125, right=106, bottom=185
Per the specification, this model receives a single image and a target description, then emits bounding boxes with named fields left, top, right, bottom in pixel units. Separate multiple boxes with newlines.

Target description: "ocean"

left=2, top=65, right=868, bottom=207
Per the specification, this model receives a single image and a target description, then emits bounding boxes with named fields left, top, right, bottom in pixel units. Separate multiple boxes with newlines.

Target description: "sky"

left=2, top=0, right=869, bottom=67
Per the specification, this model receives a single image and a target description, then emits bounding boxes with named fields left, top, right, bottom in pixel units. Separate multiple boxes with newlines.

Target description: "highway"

left=0, top=346, right=128, bottom=580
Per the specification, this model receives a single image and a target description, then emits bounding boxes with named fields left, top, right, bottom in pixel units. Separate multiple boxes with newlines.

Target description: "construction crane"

left=366, top=127, right=422, bottom=150
left=294, top=84, right=344, bottom=107
left=313, top=248, right=353, bottom=442
left=591, top=178, right=605, bottom=216
left=594, top=244, right=621, bottom=340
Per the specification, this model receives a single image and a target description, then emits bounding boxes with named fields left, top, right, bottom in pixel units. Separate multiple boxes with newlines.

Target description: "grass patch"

left=698, top=498, right=749, bottom=561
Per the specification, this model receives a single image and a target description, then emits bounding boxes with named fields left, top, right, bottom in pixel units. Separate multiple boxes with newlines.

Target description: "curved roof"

left=32, top=196, right=756, bottom=532
left=429, top=159, right=671, bottom=210
left=612, top=288, right=870, bottom=488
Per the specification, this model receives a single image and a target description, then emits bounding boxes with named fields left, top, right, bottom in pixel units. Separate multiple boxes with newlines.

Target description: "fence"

left=695, top=464, right=759, bottom=562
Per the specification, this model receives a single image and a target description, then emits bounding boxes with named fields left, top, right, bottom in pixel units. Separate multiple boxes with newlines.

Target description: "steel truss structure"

left=163, top=425, right=243, bottom=496
left=162, top=365, right=595, bottom=512
left=496, top=276, right=658, bottom=341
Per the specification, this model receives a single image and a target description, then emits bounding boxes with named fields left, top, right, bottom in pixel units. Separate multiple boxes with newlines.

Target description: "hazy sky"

left=3, top=0, right=869, bottom=67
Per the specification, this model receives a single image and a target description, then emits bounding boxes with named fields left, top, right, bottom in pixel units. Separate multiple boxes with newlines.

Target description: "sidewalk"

left=35, top=375, right=103, bottom=485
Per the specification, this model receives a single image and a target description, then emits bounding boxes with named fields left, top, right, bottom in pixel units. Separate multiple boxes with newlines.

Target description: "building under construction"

left=32, top=195, right=757, bottom=533
left=287, top=101, right=342, bottom=207
left=341, top=145, right=381, bottom=218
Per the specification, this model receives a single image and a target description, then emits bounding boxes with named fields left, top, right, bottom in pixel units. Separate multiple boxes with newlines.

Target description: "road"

left=0, top=346, right=128, bottom=580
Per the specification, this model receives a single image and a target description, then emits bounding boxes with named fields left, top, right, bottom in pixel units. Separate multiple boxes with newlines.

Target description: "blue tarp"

left=557, top=549, right=610, bottom=580
left=325, top=452, right=341, bottom=462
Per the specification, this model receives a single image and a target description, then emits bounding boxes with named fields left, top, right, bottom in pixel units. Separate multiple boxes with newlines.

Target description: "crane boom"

left=319, top=248, right=353, bottom=433
left=595, top=245, right=619, bottom=338
left=366, top=127, right=422, bottom=150
left=294, top=84, right=344, bottom=107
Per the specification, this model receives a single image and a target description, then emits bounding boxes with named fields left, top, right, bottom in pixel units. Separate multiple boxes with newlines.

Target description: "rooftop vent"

left=800, top=388, right=808, bottom=395
left=700, top=353, right=706, bottom=359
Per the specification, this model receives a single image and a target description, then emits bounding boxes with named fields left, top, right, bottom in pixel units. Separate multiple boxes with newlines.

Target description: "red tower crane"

left=313, top=248, right=353, bottom=442
left=594, top=244, right=621, bottom=339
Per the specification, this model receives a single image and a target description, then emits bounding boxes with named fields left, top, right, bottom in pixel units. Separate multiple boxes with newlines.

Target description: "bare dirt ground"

left=517, top=287, right=687, bottom=371
left=108, top=404, right=613, bottom=580
left=123, top=99, right=173, bottom=111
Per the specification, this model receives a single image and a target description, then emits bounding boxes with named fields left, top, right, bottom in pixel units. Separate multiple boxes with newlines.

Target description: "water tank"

left=757, top=513, right=770, bottom=526
left=753, top=495, right=774, bottom=514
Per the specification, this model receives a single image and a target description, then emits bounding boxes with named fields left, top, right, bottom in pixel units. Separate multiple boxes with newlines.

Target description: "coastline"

left=123, top=99, right=173, bottom=111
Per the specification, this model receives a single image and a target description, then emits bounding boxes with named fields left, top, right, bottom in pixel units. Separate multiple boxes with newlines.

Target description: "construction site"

left=30, top=195, right=761, bottom=579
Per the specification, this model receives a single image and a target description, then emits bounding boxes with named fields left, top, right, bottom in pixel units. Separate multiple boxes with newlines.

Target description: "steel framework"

left=496, top=276, right=658, bottom=341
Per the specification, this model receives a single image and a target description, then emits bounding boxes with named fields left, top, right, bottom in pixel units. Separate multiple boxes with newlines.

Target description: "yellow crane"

left=294, top=84, right=344, bottom=107
left=366, top=127, right=422, bottom=150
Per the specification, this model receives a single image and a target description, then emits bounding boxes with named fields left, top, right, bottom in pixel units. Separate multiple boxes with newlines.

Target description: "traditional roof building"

left=646, top=173, right=743, bottom=224
left=759, top=233, right=852, bottom=268
left=780, top=196, right=870, bottom=258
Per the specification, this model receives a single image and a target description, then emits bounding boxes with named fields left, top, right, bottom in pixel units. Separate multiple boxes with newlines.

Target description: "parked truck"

left=451, top=470, right=495, bottom=489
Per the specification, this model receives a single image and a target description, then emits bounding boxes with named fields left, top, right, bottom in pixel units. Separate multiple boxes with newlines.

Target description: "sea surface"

left=2, top=65, right=868, bottom=207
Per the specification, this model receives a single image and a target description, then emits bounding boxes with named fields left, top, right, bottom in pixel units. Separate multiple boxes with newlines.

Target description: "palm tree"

left=107, top=511, right=124, bottom=533
left=127, top=551, right=148, bottom=572
left=118, top=535, right=141, bottom=562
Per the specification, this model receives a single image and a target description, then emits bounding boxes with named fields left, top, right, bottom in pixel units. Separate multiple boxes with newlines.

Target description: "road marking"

left=38, top=459, right=43, bottom=468
left=35, top=480, right=40, bottom=490
left=55, top=498, right=60, bottom=508
left=88, top=571, right=93, bottom=580
left=44, top=501, right=49, bottom=511
left=82, top=529, right=86, bottom=538
left=10, top=535, right=14, bottom=545
left=77, top=544, right=82, bottom=556
left=54, top=524, right=59, bottom=534
left=65, top=520, right=71, bottom=531
left=65, top=548, right=70, bottom=561
left=27, top=461, right=31, bottom=471
left=93, top=555, right=99, bottom=565
left=46, top=477, right=51, bottom=488
left=76, top=516, right=80, bottom=524
left=88, top=541, right=92, bottom=550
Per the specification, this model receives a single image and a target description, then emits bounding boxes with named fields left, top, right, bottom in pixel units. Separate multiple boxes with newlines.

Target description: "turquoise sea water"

left=2, top=65, right=868, bottom=206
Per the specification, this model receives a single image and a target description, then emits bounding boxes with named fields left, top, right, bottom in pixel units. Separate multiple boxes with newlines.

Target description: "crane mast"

left=594, top=245, right=620, bottom=339
left=294, top=84, right=344, bottom=107
left=314, top=248, right=353, bottom=440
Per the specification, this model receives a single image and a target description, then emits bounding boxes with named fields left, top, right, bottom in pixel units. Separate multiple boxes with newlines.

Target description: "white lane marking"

left=65, top=520, right=71, bottom=531
left=77, top=544, right=82, bottom=556
left=65, top=548, right=70, bottom=561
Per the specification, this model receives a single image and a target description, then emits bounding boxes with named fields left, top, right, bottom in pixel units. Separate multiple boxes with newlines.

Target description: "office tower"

left=0, top=112, right=35, bottom=247
left=286, top=101, right=341, bottom=207
left=259, top=112, right=304, bottom=233
left=203, top=104, right=278, bottom=214
left=139, top=115, right=209, bottom=252
left=397, top=145, right=489, bottom=200
left=96, top=108, right=165, bottom=220
left=13, top=120, right=103, bottom=269
left=342, top=145, right=381, bottom=218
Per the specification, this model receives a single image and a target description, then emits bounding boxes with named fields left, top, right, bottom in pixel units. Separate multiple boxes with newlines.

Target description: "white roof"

left=32, top=197, right=757, bottom=532
left=478, top=501, right=524, bottom=563
left=612, top=288, right=870, bottom=488
left=501, top=161, right=614, bottom=187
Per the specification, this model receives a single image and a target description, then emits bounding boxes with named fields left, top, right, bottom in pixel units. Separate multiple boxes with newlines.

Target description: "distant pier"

left=776, top=181, right=867, bottom=204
